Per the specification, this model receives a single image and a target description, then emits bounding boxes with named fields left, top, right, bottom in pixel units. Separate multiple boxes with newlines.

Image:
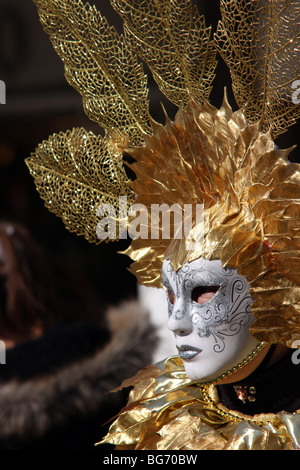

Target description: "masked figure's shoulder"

left=99, top=356, right=300, bottom=450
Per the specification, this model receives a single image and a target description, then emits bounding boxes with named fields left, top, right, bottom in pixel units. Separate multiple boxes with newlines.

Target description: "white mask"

left=161, top=258, right=260, bottom=382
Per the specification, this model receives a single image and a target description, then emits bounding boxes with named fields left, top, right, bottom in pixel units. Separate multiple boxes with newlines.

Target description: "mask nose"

left=167, top=299, right=193, bottom=336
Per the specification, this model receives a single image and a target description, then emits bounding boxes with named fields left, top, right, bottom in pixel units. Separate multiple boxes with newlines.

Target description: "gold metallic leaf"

left=111, top=0, right=217, bottom=108
left=157, top=411, right=202, bottom=450
left=214, top=0, right=300, bottom=137
left=26, top=128, right=135, bottom=243
left=99, top=356, right=300, bottom=450
left=33, top=0, right=151, bottom=145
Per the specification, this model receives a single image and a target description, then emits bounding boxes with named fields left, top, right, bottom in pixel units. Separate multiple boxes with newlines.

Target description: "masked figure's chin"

left=181, top=337, right=261, bottom=383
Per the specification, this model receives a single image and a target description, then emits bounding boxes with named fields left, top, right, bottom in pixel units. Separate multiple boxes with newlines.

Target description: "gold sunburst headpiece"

left=26, top=0, right=300, bottom=347
left=126, top=94, right=300, bottom=347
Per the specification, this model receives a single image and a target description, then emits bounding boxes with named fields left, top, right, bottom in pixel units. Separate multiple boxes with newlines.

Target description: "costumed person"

left=0, top=220, right=156, bottom=449
left=27, top=0, right=300, bottom=450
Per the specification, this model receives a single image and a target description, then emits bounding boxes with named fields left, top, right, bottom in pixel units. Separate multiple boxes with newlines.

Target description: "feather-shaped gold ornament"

left=215, top=0, right=300, bottom=137
left=33, top=0, right=151, bottom=145
left=111, top=0, right=217, bottom=108
left=26, top=128, right=135, bottom=242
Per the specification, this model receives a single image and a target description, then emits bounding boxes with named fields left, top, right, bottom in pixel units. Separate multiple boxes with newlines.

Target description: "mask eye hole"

left=167, top=290, right=175, bottom=305
left=192, top=286, right=219, bottom=304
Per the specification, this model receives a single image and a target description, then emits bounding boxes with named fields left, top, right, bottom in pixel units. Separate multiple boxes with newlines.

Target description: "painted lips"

left=176, top=345, right=203, bottom=361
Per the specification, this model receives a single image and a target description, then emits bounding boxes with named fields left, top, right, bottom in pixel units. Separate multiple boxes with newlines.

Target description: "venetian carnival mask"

left=162, top=258, right=260, bottom=382
left=27, top=0, right=300, bottom=451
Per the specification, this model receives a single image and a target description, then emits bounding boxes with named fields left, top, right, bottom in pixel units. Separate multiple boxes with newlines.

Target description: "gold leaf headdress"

left=27, top=0, right=300, bottom=347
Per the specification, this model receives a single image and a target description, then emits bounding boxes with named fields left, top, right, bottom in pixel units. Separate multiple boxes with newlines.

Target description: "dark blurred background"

left=0, top=0, right=299, bottom=307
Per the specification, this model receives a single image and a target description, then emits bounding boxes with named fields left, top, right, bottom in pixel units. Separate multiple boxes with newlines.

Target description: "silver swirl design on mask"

left=162, top=259, right=254, bottom=354
left=221, top=266, right=236, bottom=277
left=198, top=278, right=253, bottom=353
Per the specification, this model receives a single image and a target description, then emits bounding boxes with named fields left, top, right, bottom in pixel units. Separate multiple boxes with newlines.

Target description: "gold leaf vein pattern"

left=26, top=128, right=135, bottom=243
left=33, top=0, right=151, bottom=145
left=215, top=0, right=300, bottom=137
left=111, top=0, right=217, bottom=108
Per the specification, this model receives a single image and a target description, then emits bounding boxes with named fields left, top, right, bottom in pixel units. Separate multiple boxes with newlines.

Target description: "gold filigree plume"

left=27, top=0, right=216, bottom=242
left=26, top=128, right=135, bottom=243
left=215, top=0, right=300, bottom=137
left=32, top=0, right=151, bottom=146
left=111, top=0, right=217, bottom=108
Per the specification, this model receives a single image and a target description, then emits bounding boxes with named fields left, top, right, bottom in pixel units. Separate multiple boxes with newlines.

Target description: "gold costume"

left=100, top=356, right=300, bottom=450
left=27, top=0, right=300, bottom=450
